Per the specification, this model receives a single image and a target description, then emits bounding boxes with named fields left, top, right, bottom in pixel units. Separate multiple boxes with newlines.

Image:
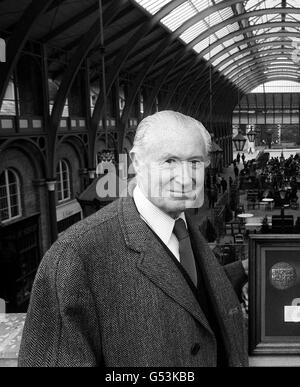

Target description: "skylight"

left=132, top=0, right=300, bottom=91
left=250, top=80, right=300, bottom=93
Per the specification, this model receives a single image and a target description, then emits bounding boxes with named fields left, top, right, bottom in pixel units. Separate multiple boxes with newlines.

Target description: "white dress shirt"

left=133, top=185, right=186, bottom=262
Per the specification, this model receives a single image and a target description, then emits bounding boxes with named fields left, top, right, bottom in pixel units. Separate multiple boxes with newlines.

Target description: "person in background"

left=221, top=177, right=228, bottom=194
left=234, top=164, right=239, bottom=179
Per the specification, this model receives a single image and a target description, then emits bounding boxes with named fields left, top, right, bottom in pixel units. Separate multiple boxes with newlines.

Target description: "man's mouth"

left=168, top=191, right=196, bottom=199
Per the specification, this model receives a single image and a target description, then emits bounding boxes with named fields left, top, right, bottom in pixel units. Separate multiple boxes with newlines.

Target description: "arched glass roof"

left=132, top=0, right=300, bottom=93
left=250, top=79, right=300, bottom=92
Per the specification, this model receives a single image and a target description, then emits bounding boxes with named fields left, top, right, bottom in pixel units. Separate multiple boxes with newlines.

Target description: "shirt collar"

left=133, top=185, right=186, bottom=246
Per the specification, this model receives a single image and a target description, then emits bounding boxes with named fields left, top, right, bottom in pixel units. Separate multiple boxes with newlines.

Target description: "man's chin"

left=162, top=198, right=203, bottom=214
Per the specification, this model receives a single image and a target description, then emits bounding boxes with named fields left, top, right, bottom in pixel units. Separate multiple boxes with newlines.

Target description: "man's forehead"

left=149, top=123, right=202, bottom=142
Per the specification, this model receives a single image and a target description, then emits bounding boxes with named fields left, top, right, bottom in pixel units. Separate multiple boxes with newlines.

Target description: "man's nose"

left=176, top=162, right=193, bottom=189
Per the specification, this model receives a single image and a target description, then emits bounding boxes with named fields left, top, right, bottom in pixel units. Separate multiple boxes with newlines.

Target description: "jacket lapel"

left=186, top=213, right=247, bottom=365
left=118, top=197, right=213, bottom=336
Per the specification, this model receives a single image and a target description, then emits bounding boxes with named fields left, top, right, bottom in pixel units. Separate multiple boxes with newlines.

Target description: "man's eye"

left=165, top=159, right=176, bottom=164
left=190, top=160, right=202, bottom=168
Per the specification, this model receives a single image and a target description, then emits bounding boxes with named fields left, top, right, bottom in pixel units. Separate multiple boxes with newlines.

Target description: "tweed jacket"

left=19, top=196, right=248, bottom=367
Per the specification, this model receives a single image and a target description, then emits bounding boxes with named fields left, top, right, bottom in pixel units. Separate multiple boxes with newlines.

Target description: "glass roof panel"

left=286, top=14, right=300, bottom=22
left=209, top=45, right=224, bottom=57
left=190, top=0, right=212, bottom=13
left=205, top=7, right=234, bottom=28
left=287, top=0, right=300, bottom=7
left=160, top=2, right=197, bottom=31
left=211, top=52, right=230, bottom=67
left=219, top=60, right=235, bottom=72
left=133, top=0, right=173, bottom=15
left=180, top=20, right=208, bottom=43
left=254, top=26, right=283, bottom=35
left=245, top=0, right=282, bottom=12
left=133, top=0, right=300, bottom=91
left=284, top=27, right=300, bottom=33
left=193, top=35, right=217, bottom=54
left=249, top=14, right=281, bottom=27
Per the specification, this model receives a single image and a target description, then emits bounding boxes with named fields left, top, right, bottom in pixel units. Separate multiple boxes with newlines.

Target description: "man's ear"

left=129, top=151, right=141, bottom=174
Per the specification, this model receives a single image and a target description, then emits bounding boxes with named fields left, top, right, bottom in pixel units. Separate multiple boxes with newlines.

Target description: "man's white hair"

left=130, top=110, right=211, bottom=165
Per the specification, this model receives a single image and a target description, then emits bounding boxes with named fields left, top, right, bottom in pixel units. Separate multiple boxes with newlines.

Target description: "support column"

left=46, top=179, right=58, bottom=244
left=41, top=44, right=50, bottom=123
left=98, top=0, right=108, bottom=148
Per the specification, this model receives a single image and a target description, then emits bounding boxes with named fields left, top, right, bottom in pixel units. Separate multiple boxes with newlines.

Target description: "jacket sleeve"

left=18, top=240, right=103, bottom=367
left=223, top=260, right=248, bottom=298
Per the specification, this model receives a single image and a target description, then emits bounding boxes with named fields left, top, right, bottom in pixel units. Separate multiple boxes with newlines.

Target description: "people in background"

left=241, top=153, right=245, bottom=164
left=234, top=164, right=239, bottom=179
left=221, top=177, right=228, bottom=194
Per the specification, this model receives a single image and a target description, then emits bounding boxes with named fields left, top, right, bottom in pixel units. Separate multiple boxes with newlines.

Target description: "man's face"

left=133, top=125, right=207, bottom=218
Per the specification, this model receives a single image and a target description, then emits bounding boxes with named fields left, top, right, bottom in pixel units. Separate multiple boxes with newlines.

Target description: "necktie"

left=173, top=218, right=198, bottom=287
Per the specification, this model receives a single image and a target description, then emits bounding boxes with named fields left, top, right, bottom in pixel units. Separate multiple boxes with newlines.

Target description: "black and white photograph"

left=0, top=0, right=300, bottom=370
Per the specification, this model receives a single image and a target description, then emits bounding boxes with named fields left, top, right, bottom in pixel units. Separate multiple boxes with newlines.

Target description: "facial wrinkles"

left=136, top=124, right=206, bottom=206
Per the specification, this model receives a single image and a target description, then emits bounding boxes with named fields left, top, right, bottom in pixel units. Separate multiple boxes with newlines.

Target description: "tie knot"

left=173, top=218, right=189, bottom=241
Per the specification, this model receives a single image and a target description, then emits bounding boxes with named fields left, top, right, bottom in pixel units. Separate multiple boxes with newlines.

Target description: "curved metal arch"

left=145, top=54, right=197, bottom=114
left=91, top=0, right=188, bottom=130
left=137, top=0, right=250, bottom=87
left=188, top=75, right=231, bottom=119
left=195, top=82, right=235, bottom=120
left=170, top=62, right=226, bottom=114
left=209, top=31, right=300, bottom=65
left=185, top=74, right=225, bottom=117
left=230, top=53, right=299, bottom=84
left=234, top=67, right=300, bottom=90
left=41, top=3, right=99, bottom=43
left=96, top=132, right=117, bottom=151
left=194, top=68, right=235, bottom=111
left=146, top=50, right=193, bottom=81
left=144, top=60, right=175, bottom=114
left=48, top=0, right=128, bottom=176
left=56, top=134, right=88, bottom=168
left=118, top=35, right=183, bottom=150
left=214, top=40, right=296, bottom=75
left=91, top=0, right=245, bottom=131
left=164, top=60, right=208, bottom=110
left=241, top=75, right=300, bottom=94
left=239, top=73, right=300, bottom=92
left=200, top=20, right=300, bottom=59
left=0, top=137, right=47, bottom=179
left=175, top=66, right=211, bottom=111
left=224, top=48, right=295, bottom=80
left=187, top=8, right=300, bottom=51
left=160, top=0, right=245, bottom=38
left=221, top=47, right=295, bottom=78
left=0, top=0, right=56, bottom=108
left=242, top=72, right=300, bottom=88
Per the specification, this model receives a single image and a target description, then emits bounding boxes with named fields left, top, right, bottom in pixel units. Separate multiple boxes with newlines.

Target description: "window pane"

left=11, top=205, right=19, bottom=217
left=0, top=185, right=7, bottom=198
left=0, top=208, right=9, bottom=220
left=0, top=172, right=5, bottom=186
left=7, top=169, right=16, bottom=184
left=9, top=182, right=17, bottom=195
left=63, top=189, right=70, bottom=199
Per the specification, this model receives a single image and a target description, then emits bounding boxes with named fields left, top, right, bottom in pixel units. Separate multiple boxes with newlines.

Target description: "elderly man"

left=19, top=111, right=248, bottom=367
